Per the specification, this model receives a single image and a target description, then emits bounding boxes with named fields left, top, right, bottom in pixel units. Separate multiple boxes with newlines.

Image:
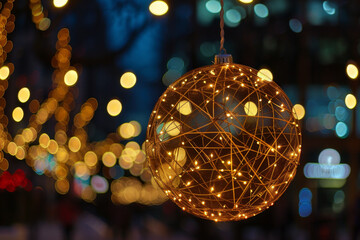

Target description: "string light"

left=146, top=0, right=301, bottom=222
left=147, top=63, right=302, bottom=221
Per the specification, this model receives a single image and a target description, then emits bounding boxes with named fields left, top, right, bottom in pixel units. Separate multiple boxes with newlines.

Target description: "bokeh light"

left=254, top=4, right=269, bottom=18
left=163, top=120, right=181, bottom=136
left=55, top=179, right=70, bottom=194
left=289, top=18, right=303, bottom=33
left=299, top=188, right=312, bottom=200
left=335, top=122, right=348, bottom=138
left=64, top=69, right=78, bottom=86
left=162, top=69, right=182, bottom=86
left=81, top=187, right=96, bottom=202
left=345, top=94, right=357, bottom=109
left=107, top=99, right=122, bottom=117
left=39, top=133, right=50, bottom=148
left=91, top=175, right=109, bottom=194
left=323, top=1, right=336, bottom=15
left=149, top=0, right=169, bottom=16
left=130, top=121, right=142, bottom=137
left=176, top=100, right=192, bottom=115
left=38, top=18, right=51, bottom=31
left=304, top=149, right=351, bottom=180
left=167, top=57, right=185, bottom=71
left=318, top=148, right=340, bottom=165
left=0, top=66, right=10, bottom=80
left=205, top=0, right=221, bottom=14
left=238, top=0, right=253, bottom=3
left=244, top=101, right=258, bottom=116
left=84, top=151, right=98, bottom=167
left=119, top=123, right=136, bottom=139
left=346, top=63, right=358, bottom=79
left=12, top=107, right=24, bottom=122
left=48, top=140, right=59, bottom=154
left=292, top=104, right=305, bottom=120
left=68, top=136, right=81, bottom=152
left=74, top=162, right=89, bottom=178
left=225, top=9, right=241, bottom=27
left=335, top=106, right=348, bottom=122
left=120, top=72, right=137, bottom=89
left=56, top=147, right=69, bottom=163
left=299, top=200, right=312, bottom=217
left=257, top=68, right=273, bottom=81
left=53, top=0, right=68, bottom=8
left=102, top=152, right=117, bottom=168
left=18, top=87, right=30, bottom=103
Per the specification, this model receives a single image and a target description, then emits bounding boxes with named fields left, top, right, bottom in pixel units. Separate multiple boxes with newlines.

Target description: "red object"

left=0, top=170, right=33, bottom=192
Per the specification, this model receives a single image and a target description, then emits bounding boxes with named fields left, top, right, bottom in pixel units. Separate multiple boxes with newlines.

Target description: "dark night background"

left=0, top=0, right=359, bottom=239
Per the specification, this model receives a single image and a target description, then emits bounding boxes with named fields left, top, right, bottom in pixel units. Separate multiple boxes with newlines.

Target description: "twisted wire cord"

left=220, top=0, right=226, bottom=54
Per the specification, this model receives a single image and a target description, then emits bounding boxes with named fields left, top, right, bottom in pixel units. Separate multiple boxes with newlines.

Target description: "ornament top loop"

left=214, top=54, right=233, bottom=64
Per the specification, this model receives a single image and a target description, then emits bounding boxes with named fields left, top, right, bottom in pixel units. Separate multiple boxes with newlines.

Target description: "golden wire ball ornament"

left=146, top=0, right=301, bottom=222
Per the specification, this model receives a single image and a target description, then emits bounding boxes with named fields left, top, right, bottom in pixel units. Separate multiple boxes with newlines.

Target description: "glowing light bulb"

left=149, top=0, right=169, bottom=16
left=238, top=0, right=253, bottom=3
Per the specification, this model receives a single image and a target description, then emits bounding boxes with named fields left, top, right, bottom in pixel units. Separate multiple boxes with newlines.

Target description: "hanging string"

left=219, top=0, right=226, bottom=54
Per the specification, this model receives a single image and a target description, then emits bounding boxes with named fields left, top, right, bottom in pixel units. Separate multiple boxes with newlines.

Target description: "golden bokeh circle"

left=146, top=63, right=301, bottom=222
left=149, top=0, right=169, bottom=16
